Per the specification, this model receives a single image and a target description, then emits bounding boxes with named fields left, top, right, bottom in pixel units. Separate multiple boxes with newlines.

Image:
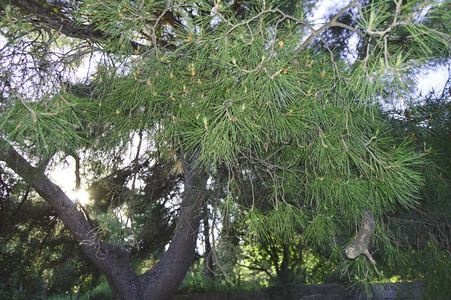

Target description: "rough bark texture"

left=0, top=139, right=205, bottom=299
left=345, top=210, right=376, bottom=264
left=9, top=0, right=105, bottom=40
left=139, top=157, right=206, bottom=299
left=0, top=139, right=140, bottom=299
left=8, top=0, right=144, bottom=50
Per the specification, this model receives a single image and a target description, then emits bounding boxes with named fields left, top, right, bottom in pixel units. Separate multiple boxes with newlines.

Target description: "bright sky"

left=311, top=0, right=347, bottom=25
left=48, top=132, right=152, bottom=206
left=48, top=155, right=91, bottom=205
left=417, top=65, right=450, bottom=96
left=310, top=0, right=450, bottom=102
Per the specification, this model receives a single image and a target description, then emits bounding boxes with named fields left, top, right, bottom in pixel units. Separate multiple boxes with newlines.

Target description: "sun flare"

left=73, top=189, right=91, bottom=206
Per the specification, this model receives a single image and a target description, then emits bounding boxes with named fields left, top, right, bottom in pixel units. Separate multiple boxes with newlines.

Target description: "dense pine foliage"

left=0, top=0, right=450, bottom=299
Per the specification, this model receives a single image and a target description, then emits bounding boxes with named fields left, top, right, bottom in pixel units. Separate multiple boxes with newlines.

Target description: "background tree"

left=0, top=0, right=450, bottom=299
left=385, top=79, right=451, bottom=298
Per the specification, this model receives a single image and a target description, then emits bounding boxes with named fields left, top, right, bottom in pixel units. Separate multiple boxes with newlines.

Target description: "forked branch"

left=345, top=210, right=376, bottom=264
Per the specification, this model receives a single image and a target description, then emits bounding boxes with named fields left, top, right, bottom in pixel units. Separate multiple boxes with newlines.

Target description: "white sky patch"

left=48, top=155, right=91, bottom=205
left=47, top=132, right=155, bottom=207
left=310, top=0, right=347, bottom=27
left=346, top=33, right=360, bottom=63
left=416, top=65, right=450, bottom=96
left=74, top=52, right=103, bottom=83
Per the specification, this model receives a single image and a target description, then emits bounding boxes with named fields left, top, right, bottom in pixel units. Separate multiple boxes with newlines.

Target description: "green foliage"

left=420, top=242, right=451, bottom=300
left=85, top=8, right=431, bottom=262
left=178, top=259, right=266, bottom=295
left=1, top=0, right=450, bottom=297
left=48, top=276, right=112, bottom=300
left=393, top=94, right=451, bottom=211
left=0, top=92, right=91, bottom=156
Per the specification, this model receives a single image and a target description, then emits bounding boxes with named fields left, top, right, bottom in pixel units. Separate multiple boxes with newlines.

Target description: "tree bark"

left=9, top=0, right=105, bottom=41
left=8, top=0, right=145, bottom=50
left=138, top=157, right=206, bottom=299
left=0, top=139, right=140, bottom=299
left=0, top=139, right=205, bottom=299
left=345, top=210, right=376, bottom=264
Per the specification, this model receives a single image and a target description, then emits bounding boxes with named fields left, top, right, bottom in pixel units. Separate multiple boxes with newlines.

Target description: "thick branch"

left=8, top=0, right=143, bottom=50
left=138, top=156, right=206, bottom=300
left=345, top=210, right=376, bottom=264
left=10, top=0, right=104, bottom=40
left=0, top=138, right=140, bottom=299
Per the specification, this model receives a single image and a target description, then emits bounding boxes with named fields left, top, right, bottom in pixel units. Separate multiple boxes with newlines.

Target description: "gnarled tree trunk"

left=139, top=157, right=206, bottom=299
left=0, top=139, right=205, bottom=300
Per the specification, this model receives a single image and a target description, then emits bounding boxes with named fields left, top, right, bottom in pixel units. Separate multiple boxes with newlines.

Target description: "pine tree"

left=0, top=0, right=449, bottom=299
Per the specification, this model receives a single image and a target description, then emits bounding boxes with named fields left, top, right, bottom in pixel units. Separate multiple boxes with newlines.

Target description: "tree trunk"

left=139, top=157, right=206, bottom=299
left=0, top=139, right=141, bottom=299
left=0, top=139, right=205, bottom=300
left=278, top=243, right=294, bottom=284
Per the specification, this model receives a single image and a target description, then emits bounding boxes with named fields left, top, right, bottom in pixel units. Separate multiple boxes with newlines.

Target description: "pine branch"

left=10, top=0, right=104, bottom=40
left=9, top=0, right=144, bottom=50
left=295, top=0, right=360, bottom=53
left=345, top=210, right=376, bottom=264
